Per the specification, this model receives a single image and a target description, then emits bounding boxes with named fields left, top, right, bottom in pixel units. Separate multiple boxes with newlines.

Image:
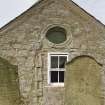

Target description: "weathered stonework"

left=0, top=57, right=20, bottom=105
left=65, top=56, right=103, bottom=105
left=0, top=0, right=105, bottom=105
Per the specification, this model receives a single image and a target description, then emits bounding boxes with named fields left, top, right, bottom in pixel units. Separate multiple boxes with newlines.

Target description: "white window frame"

left=48, top=52, right=68, bottom=86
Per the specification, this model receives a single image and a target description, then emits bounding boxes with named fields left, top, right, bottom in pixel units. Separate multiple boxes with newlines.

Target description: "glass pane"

left=51, top=71, right=58, bottom=83
left=59, top=71, right=64, bottom=82
left=59, top=56, right=67, bottom=68
left=47, top=31, right=66, bottom=44
left=51, top=56, right=58, bottom=68
left=46, top=27, right=67, bottom=44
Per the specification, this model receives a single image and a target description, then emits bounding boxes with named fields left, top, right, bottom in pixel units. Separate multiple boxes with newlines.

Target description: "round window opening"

left=46, top=26, right=67, bottom=44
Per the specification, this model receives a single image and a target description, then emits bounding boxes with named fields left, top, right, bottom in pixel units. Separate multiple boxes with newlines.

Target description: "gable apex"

left=0, top=0, right=105, bottom=33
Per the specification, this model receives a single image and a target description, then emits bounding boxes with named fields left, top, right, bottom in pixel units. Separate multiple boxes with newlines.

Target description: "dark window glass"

left=59, top=71, right=64, bottom=82
left=46, top=27, right=67, bottom=44
left=51, top=71, right=58, bottom=83
left=51, top=56, right=58, bottom=68
left=59, top=56, right=67, bottom=68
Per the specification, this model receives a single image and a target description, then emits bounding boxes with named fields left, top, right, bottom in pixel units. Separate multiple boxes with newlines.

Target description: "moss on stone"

left=65, top=56, right=102, bottom=105
left=0, top=57, right=20, bottom=105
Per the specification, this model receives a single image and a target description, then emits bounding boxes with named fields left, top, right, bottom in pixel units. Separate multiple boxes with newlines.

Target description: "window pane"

left=59, top=71, right=64, bottom=82
left=51, top=71, right=58, bottom=83
left=46, top=27, right=67, bottom=44
left=51, top=56, right=58, bottom=68
left=59, top=56, right=67, bottom=68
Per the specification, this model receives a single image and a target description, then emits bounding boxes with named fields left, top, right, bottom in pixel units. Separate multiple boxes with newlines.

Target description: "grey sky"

left=0, top=0, right=105, bottom=28
left=0, top=0, right=37, bottom=28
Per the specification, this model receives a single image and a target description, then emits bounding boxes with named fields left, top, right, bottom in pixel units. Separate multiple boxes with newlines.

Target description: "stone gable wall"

left=0, top=0, right=105, bottom=105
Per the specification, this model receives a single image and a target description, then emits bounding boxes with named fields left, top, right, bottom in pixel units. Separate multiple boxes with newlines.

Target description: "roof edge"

left=0, top=0, right=43, bottom=32
left=0, top=0, right=105, bottom=33
left=70, top=0, right=105, bottom=27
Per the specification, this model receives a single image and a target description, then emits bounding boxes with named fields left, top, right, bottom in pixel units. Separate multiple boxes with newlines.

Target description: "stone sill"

left=44, top=84, right=64, bottom=88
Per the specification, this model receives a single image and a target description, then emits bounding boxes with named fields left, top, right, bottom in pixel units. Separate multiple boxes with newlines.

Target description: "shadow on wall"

left=0, top=57, right=21, bottom=105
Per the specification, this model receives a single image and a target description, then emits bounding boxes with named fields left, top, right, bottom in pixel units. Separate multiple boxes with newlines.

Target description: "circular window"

left=46, top=27, right=67, bottom=44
